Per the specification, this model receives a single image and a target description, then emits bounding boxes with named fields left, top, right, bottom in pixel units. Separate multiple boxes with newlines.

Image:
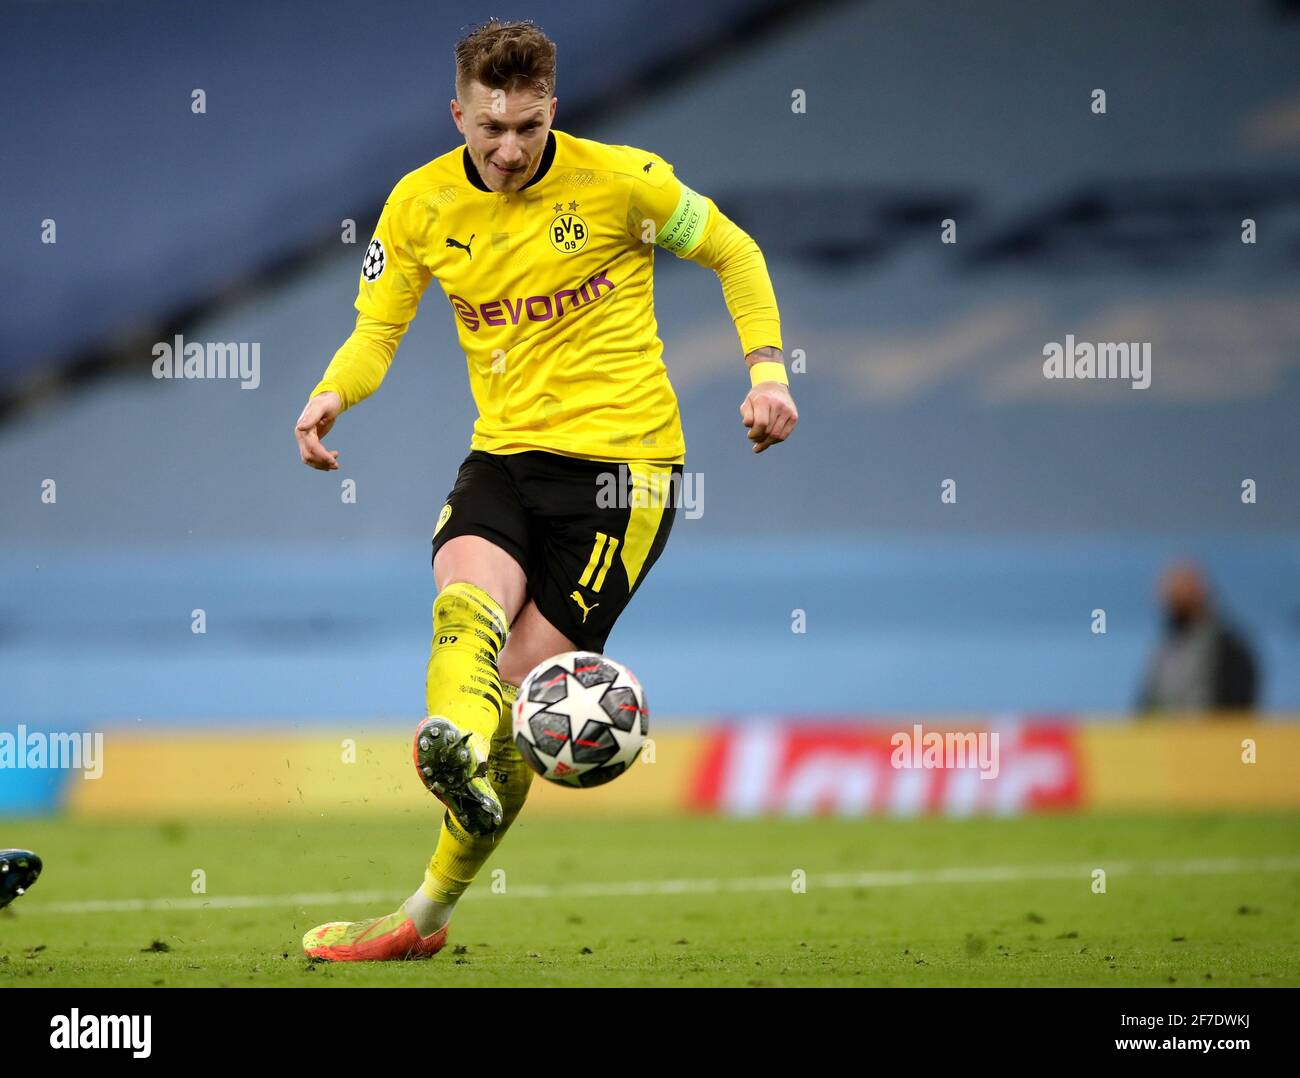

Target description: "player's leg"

left=303, top=453, right=679, bottom=961
left=405, top=599, right=576, bottom=935
left=304, top=453, right=537, bottom=961
left=408, top=452, right=533, bottom=839
left=401, top=451, right=685, bottom=942
left=303, top=600, right=575, bottom=961
left=413, top=533, right=527, bottom=836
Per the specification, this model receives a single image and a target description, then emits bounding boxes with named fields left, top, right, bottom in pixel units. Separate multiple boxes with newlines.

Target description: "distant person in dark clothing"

left=1137, top=562, right=1259, bottom=713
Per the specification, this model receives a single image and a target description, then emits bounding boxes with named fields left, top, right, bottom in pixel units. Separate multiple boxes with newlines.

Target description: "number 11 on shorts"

left=579, top=531, right=620, bottom=592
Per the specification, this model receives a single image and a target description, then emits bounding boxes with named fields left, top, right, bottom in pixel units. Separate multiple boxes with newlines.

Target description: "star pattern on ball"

left=515, top=653, right=647, bottom=789
left=557, top=674, right=620, bottom=733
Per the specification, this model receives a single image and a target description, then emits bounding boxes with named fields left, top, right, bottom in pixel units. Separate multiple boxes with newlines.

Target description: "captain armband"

left=654, top=184, right=711, bottom=256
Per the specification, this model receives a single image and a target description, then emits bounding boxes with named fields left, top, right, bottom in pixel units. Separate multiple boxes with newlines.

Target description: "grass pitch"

left=2, top=812, right=1298, bottom=987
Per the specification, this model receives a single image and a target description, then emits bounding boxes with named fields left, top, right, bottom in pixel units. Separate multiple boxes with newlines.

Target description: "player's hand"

left=294, top=391, right=342, bottom=471
left=739, top=381, right=798, bottom=453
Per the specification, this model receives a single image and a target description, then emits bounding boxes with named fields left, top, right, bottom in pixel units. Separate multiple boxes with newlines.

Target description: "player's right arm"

left=294, top=190, right=433, bottom=471
left=295, top=314, right=406, bottom=470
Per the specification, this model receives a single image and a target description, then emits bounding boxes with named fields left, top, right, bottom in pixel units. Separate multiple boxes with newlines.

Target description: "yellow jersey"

left=313, top=128, right=782, bottom=465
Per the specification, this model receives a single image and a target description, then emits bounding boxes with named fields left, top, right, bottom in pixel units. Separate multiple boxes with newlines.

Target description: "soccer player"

left=0, top=849, right=41, bottom=911
left=294, top=19, right=796, bottom=961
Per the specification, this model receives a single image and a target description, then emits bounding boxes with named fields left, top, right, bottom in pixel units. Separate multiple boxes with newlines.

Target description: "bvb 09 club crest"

left=549, top=211, right=588, bottom=253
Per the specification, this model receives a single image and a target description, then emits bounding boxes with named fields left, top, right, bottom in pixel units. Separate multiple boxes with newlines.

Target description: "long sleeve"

left=309, top=312, right=409, bottom=411
left=683, top=204, right=783, bottom=357
left=627, top=151, right=782, bottom=358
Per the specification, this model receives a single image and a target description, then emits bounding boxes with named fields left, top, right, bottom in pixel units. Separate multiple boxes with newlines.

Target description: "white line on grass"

left=33, top=855, right=1300, bottom=915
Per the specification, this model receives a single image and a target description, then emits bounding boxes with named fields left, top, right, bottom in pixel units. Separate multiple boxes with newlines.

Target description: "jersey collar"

left=462, top=130, right=557, bottom=193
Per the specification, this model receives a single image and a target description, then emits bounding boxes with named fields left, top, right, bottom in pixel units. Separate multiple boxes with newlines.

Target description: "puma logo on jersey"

left=446, top=234, right=475, bottom=259
left=642, top=161, right=653, bottom=172
left=569, top=590, right=599, bottom=623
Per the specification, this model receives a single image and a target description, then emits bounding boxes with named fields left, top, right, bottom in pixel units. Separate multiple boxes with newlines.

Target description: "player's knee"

left=433, top=536, right=526, bottom=617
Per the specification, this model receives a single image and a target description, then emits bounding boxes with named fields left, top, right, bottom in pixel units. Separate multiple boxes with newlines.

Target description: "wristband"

left=748, top=360, right=788, bottom=387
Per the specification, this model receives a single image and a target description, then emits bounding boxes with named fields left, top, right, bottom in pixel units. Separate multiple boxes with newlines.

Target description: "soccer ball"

left=513, top=651, right=648, bottom=787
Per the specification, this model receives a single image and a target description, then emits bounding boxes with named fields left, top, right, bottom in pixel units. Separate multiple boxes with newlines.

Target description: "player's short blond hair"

left=454, top=19, right=556, bottom=98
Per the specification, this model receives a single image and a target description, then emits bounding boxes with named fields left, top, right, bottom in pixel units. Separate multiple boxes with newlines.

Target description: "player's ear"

left=450, top=98, right=464, bottom=133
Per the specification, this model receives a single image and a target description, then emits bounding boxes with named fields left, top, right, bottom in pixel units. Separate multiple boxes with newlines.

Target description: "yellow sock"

left=425, top=582, right=509, bottom=757
left=421, top=681, right=534, bottom=905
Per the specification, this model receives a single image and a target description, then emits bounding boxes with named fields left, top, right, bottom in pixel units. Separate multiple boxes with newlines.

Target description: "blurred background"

left=2, top=0, right=1299, bottom=820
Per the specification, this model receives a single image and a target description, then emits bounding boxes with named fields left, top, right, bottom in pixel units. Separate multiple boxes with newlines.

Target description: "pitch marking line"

left=32, top=855, right=1300, bottom=915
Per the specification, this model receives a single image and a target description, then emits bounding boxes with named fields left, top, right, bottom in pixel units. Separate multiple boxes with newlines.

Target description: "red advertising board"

left=688, top=721, right=1081, bottom=816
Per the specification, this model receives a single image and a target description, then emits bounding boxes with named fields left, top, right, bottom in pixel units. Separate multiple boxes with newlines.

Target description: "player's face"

left=452, top=82, right=556, bottom=193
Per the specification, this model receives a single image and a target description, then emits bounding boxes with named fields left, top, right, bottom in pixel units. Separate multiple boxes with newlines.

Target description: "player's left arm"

left=633, top=157, right=797, bottom=453
left=688, top=220, right=796, bottom=454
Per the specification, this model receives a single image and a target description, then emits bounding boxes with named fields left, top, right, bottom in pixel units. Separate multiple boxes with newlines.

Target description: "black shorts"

left=430, top=450, right=681, bottom=652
